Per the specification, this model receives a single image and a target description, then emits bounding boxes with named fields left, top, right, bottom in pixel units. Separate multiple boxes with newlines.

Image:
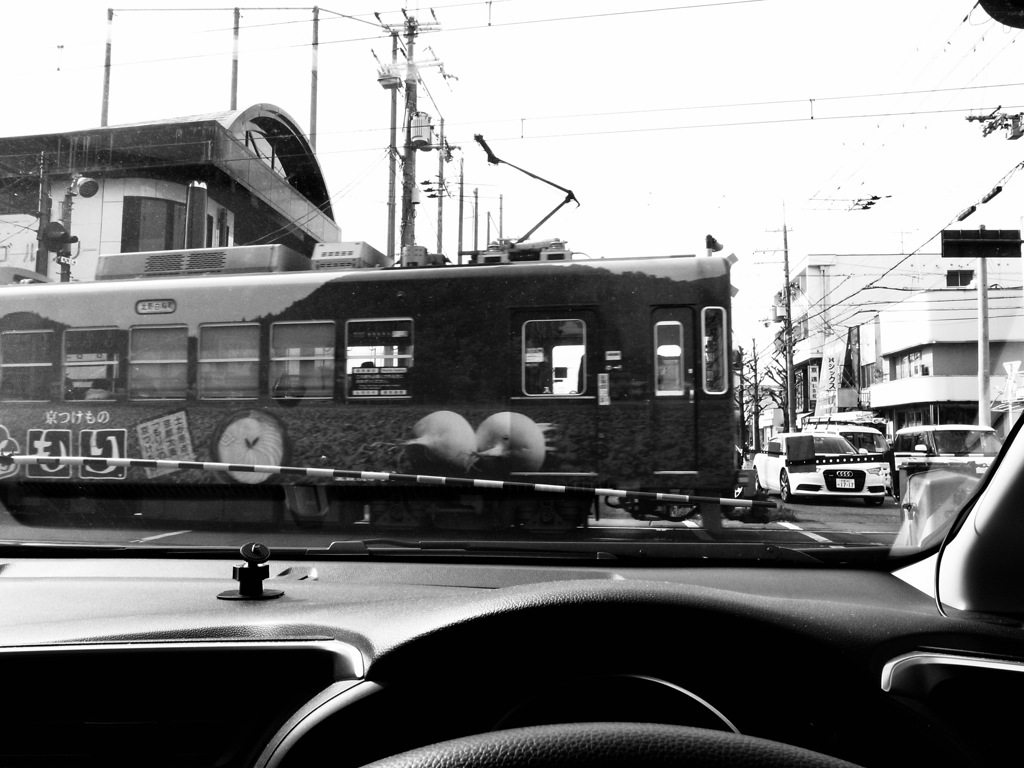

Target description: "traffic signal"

left=40, top=221, right=78, bottom=253
left=706, top=234, right=724, bottom=252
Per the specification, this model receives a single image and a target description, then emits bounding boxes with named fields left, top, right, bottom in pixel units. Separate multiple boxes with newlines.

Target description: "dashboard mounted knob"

left=217, top=542, right=284, bottom=601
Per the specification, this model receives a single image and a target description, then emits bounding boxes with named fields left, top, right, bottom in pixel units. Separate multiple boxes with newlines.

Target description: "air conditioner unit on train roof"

left=311, top=241, right=394, bottom=270
left=95, top=244, right=312, bottom=280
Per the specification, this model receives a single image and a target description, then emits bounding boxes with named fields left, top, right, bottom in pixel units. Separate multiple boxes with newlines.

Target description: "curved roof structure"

left=0, top=104, right=340, bottom=253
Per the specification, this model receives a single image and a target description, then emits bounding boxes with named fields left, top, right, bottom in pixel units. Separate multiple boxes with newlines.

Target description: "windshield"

left=812, top=436, right=857, bottom=456
left=839, top=432, right=889, bottom=454
left=0, top=0, right=1019, bottom=561
left=932, top=430, right=1003, bottom=456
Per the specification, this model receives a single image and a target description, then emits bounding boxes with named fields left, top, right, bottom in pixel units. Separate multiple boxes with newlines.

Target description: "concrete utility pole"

left=435, top=117, right=445, bottom=255
left=231, top=8, right=240, bottom=111
left=101, top=8, right=113, bottom=127
left=398, top=15, right=419, bottom=255
left=386, top=31, right=399, bottom=260
left=751, top=338, right=761, bottom=453
left=309, top=6, right=319, bottom=151
left=782, top=217, right=797, bottom=432
left=457, top=159, right=464, bottom=264
left=35, top=153, right=51, bottom=278
left=978, top=227, right=991, bottom=427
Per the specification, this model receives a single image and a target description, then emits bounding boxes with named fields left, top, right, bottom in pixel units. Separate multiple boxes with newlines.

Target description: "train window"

left=129, top=326, right=188, bottom=400
left=702, top=307, right=727, bottom=395
left=654, top=321, right=684, bottom=396
left=198, top=324, right=260, bottom=400
left=346, top=318, right=413, bottom=399
left=63, top=328, right=127, bottom=401
left=0, top=330, right=53, bottom=401
left=270, top=321, right=335, bottom=399
left=522, top=319, right=586, bottom=396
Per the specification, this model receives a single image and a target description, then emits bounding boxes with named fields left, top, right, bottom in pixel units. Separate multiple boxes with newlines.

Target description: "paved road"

left=1, top=493, right=903, bottom=550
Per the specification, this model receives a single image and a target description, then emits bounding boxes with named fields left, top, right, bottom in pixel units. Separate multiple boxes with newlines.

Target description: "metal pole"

left=310, top=6, right=319, bottom=151
left=231, top=8, right=240, bottom=111
left=101, top=8, right=113, bottom=127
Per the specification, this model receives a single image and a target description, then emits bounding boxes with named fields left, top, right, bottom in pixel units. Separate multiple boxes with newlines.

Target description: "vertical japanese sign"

left=135, top=411, right=195, bottom=478
left=814, top=337, right=847, bottom=417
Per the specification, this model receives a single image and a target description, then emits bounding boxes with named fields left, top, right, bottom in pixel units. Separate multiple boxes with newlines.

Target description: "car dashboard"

left=1, top=554, right=1023, bottom=768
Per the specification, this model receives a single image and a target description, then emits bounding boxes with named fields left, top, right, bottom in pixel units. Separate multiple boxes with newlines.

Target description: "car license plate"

left=837, top=478, right=855, bottom=489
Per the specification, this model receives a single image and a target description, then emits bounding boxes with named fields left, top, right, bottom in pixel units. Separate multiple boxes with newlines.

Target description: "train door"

left=650, top=307, right=699, bottom=479
left=504, top=309, right=600, bottom=483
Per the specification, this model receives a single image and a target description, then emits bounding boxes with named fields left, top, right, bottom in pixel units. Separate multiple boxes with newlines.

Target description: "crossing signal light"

left=705, top=234, right=724, bottom=252
left=40, top=221, right=78, bottom=252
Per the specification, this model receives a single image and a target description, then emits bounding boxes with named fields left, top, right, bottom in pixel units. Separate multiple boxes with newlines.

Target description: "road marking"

left=778, top=521, right=833, bottom=543
left=131, top=529, right=191, bottom=544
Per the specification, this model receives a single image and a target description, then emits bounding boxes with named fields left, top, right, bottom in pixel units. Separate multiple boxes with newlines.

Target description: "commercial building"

left=761, top=251, right=1023, bottom=439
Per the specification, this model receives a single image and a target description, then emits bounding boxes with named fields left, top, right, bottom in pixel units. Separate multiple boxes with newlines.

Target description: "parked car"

left=892, top=425, right=1002, bottom=499
left=753, top=432, right=888, bottom=505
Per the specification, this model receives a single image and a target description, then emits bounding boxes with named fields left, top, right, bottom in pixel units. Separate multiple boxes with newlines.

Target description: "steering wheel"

left=361, top=722, right=861, bottom=768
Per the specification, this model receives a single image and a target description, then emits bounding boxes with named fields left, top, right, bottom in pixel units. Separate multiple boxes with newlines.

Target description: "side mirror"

left=914, top=443, right=929, bottom=454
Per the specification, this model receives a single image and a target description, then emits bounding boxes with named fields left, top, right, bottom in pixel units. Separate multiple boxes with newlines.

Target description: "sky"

left=4, top=0, right=1024, bottom=340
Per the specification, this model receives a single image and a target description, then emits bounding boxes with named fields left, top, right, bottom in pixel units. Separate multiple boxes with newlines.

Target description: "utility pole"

left=101, top=8, right=113, bottom=127
left=737, top=345, right=746, bottom=451
left=978, top=226, right=991, bottom=427
left=457, top=159, right=464, bottom=264
left=398, top=15, right=419, bottom=256
left=782, top=216, right=797, bottom=432
left=35, top=152, right=51, bottom=278
left=309, top=6, right=319, bottom=151
left=473, top=187, right=479, bottom=253
left=751, top=338, right=761, bottom=453
left=58, top=183, right=75, bottom=283
left=435, top=117, right=445, bottom=255
left=385, top=31, right=399, bottom=261
left=231, top=8, right=240, bottom=111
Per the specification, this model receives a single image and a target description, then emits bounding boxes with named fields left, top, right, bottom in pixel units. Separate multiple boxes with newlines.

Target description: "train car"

left=0, top=245, right=740, bottom=530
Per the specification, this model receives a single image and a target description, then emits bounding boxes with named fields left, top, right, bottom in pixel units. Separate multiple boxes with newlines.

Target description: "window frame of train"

left=63, top=327, right=127, bottom=402
left=128, top=325, right=189, bottom=401
left=654, top=320, right=685, bottom=397
left=197, top=322, right=261, bottom=400
left=345, top=317, right=414, bottom=400
left=269, top=320, right=336, bottom=401
left=514, top=311, right=596, bottom=399
left=701, top=306, right=728, bottom=396
left=0, top=329, right=54, bottom=402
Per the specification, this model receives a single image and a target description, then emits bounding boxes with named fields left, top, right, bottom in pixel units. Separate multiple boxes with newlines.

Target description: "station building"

left=0, top=104, right=340, bottom=282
